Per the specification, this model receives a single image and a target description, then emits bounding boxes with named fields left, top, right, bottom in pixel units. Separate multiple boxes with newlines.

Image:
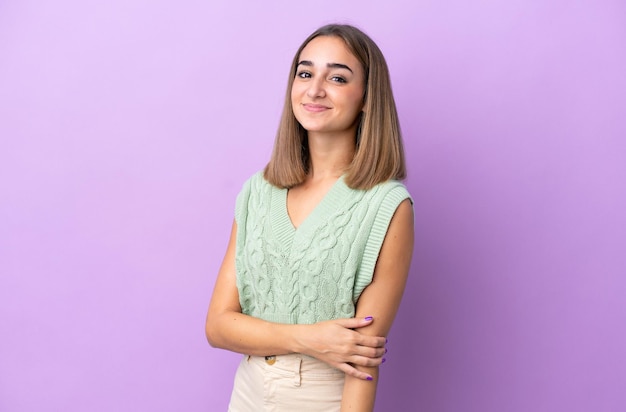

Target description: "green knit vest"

left=235, top=172, right=411, bottom=325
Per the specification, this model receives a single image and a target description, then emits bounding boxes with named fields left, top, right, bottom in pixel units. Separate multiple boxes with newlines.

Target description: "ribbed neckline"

left=270, top=176, right=351, bottom=246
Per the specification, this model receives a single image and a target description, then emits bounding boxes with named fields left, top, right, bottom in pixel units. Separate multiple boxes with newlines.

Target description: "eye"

left=330, top=76, right=347, bottom=83
left=296, top=71, right=311, bottom=79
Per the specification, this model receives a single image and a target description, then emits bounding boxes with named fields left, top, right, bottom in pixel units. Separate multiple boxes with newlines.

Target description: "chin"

left=295, top=119, right=324, bottom=132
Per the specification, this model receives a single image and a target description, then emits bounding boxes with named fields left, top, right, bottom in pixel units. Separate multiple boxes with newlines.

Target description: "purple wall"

left=1, top=1, right=624, bottom=411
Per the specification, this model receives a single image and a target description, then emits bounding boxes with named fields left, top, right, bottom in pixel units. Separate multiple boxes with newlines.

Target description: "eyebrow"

left=297, top=60, right=354, bottom=73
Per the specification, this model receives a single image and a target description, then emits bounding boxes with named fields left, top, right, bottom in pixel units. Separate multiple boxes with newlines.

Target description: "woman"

left=206, top=24, right=414, bottom=411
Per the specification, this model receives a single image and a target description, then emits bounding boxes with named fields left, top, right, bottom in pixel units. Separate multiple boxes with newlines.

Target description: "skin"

left=206, top=36, right=414, bottom=412
left=291, top=36, right=366, bottom=144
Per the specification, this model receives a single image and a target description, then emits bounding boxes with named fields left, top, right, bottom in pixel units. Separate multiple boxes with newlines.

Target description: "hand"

left=298, top=317, right=386, bottom=380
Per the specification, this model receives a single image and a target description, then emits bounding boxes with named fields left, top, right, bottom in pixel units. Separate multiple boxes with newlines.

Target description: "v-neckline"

left=270, top=176, right=349, bottom=246
left=288, top=177, right=346, bottom=230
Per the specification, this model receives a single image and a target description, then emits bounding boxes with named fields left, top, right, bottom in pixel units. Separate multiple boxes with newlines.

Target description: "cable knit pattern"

left=235, top=172, right=411, bottom=324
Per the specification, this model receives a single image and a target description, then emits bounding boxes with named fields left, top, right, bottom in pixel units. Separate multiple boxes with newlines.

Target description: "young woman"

left=206, top=24, right=414, bottom=411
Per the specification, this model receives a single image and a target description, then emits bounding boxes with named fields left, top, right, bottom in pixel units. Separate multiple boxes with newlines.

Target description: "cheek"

left=290, top=85, right=304, bottom=116
left=290, top=87, right=301, bottom=110
left=291, top=82, right=304, bottom=100
left=346, top=90, right=365, bottom=113
left=290, top=88, right=297, bottom=109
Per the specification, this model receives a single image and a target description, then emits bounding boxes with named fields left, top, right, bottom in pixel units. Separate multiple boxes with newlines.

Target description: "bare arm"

left=205, top=220, right=387, bottom=380
left=340, top=199, right=414, bottom=411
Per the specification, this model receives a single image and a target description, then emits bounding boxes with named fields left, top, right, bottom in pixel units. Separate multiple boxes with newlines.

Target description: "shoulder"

left=236, top=171, right=274, bottom=198
left=376, top=179, right=411, bottom=194
left=235, top=171, right=271, bottom=221
left=365, top=179, right=413, bottom=208
left=240, top=170, right=267, bottom=191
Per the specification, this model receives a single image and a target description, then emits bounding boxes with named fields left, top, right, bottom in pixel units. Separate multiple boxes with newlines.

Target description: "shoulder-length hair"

left=264, top=24, right=406, bottom=190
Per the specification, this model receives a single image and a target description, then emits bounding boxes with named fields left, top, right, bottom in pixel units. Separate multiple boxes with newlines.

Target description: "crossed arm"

left=205, top=198, right=414, bottom=411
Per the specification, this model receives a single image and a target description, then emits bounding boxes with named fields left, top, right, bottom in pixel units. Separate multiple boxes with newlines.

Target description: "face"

left=291, top=36, right=365, bottom=138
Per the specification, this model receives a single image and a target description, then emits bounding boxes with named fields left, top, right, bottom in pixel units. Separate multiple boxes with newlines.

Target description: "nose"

left=306, top=77, right=326, bottom=99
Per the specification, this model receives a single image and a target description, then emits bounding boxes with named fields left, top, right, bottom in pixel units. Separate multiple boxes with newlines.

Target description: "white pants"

left=228, top=354, right=345, bottom=412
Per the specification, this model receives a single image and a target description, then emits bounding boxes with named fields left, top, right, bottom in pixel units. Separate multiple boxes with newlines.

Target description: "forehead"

left=299, top=36, right=362, bottom=70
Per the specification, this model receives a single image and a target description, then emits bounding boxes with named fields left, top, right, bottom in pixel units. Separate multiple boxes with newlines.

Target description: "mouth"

left=302, top=103, right=330, bottom=113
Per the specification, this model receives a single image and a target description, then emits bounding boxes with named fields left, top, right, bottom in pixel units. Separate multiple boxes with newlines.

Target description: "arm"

left=340, top=199, right=414, bottom=411
left=205, top=220, right=387, bottom=380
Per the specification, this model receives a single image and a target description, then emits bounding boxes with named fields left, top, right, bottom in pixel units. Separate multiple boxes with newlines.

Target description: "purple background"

left=1, top=1, right=625, bottom=411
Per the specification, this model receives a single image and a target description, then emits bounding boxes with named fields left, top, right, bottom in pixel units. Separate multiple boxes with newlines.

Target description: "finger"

left=355, top=334, right=387, bottom=349
left=337, top=363, right=374, bottom=381
left=349, top=354, right=385, bottom=367
left=354, top=345, right=386, bottom=360
left=334, top=316, right=374, bottom=329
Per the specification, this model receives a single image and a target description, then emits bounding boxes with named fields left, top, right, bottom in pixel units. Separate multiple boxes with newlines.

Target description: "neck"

left=306, top=130, right=356, bottom=180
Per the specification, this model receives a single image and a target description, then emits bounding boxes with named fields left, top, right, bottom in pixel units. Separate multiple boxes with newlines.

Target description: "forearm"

left=341, top=366, right=379, bottom=412
left=207, top=308, right=386, bottom=380
left=206, top=310, right=306, bottom=356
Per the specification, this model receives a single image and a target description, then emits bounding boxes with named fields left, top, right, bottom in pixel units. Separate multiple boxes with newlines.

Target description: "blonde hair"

left=264, top=24, right=406, bottom=190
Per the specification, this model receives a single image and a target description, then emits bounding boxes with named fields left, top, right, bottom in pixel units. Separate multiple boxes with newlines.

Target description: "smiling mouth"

left=302, top=103, right=330, bottom=112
